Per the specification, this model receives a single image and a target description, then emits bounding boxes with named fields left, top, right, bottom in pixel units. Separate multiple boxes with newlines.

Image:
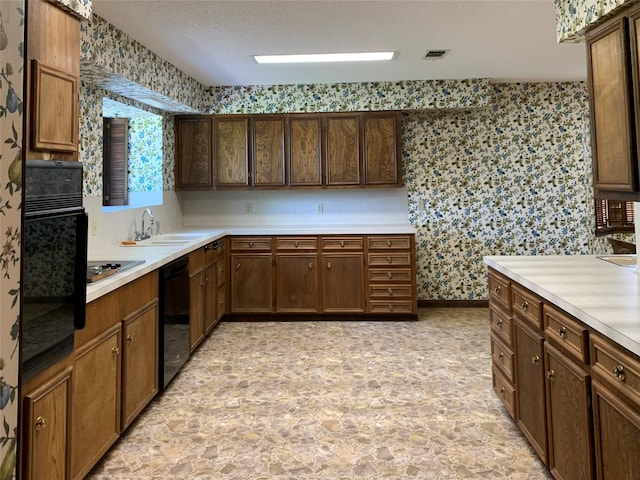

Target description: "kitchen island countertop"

left=484, top=255, right=640, bottom=357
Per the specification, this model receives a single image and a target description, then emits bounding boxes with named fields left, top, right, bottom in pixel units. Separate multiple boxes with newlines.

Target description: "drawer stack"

left=487, top=268, right=515, bottom=418
left=366, top=235, right=416, bottom=314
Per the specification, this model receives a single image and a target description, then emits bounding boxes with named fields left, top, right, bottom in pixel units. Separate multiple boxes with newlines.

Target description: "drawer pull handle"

left=327, top=262, right=331, bottom=270
left=494, top=285, right=501, bottom=293
left=295, top=241, right=299, bottom=248
left=340, top=240, right=345, bottom=247
left=387, top=256, right=392, bottom=263
left=558, top=326, right=567, bottom=339
left=35, top=416, right=47, bottom=431
left=248, top=241, right=254, bottom=248
left=387, top=272, right=393, bottom=279
left=235, top=263, right=241, bottom=271
left=387, top=288, right=393, bottom=296
left=547, top=369, right=556, bottom=382
left=613, top=365, right=626, bottom=382
left=387, top=240, right=392, bottom=247
left=531, top=355, right=540, bottom=366
left=498, top=352, right=504, bottom=359
left=126, top=335, right=133, bottom=344
left=521, top=301, right=529, bottom=312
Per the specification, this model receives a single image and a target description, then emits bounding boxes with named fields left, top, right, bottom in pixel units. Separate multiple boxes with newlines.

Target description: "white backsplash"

left=179, top=188, right=410, bottom=228
left=84, top=192, right=185, bottom=255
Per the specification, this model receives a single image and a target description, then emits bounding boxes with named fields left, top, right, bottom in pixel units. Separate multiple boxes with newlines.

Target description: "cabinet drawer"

left=544, top=304, right=589, bottom=365
left=591, top=334, right=640, bottom=408
left=511, top=285, right=543, bottom=330
left=321, top=236, right=363, bottom=250
left=369, top=300, right=414, bottom=314
left=369, top=268, right=412, bottom=283
left=203, top=242, right=216, bottom=265
left=489, top=307, right=513, bottom=347
left=230, top=237, right=272, bottom=251
left=276, top=237, right=317, bottom=250
left=367, top=236, right=411, bottom=250
left=189, top=248, right=205, bottom=274
left=491, top=334, right=514, bottom=382
left=367, top=253, right=411, bottom=267
left=492, top=365, right=516, bottom=419
left=488, top=269, right=511, bottom=313
left=369, top=284, right=412, bottom=298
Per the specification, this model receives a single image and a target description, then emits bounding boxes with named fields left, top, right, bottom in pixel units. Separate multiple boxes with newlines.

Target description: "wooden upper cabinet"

left=175, top=116, right=213, bottom=190
left=363, top=113, right=401, bottom=186
left=252, top=115, right=286, bottom=187
left=325, top=114, right=361, bottom=185
left=289, top=115, right=323, bottom=186
left=215, top=116, right=250, bottom=188
left=27, top=0, right=80, bottom=160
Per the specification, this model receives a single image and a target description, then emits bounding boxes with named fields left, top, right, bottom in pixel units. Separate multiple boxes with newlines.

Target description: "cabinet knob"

left=112, top=346, right=120, bottom=355
left=558, top=326, right=567, bottom=339
left=206, top=276, right=211, bottom=284
left=219, top=268, right=223, bottom=273
left=327, top=262, right=332, bottom=270
left=546, top=369, right=556, bottom=382
left=308, top=263, right=313, bottom=270
left=387, top=256, right=392, bottom=264
left=248, top=241, right=254, bottom=248
left=497, top=318, right=503, bottom=327
left=613, top=365, right=626, bottom=382
left=499, top=387, right=505, bottom=395
left=387, top=272, right=393, bottom=279
left=35, top=416, right=47, bottom=431
left=340, top=240, right=345, bottom=247
left=494, top=285, right=501, bottom=293
left=235, top=263, right=241, bottom=271
left=521, top=300, right=529, bottom=312
left=498, top=352, right=504, bottom=359
left=126, top=335, right=133, bottom=344
left=387, top=240, right=392, bottom=247
left=387, top=288, right=393, bottom=296
left=295, top=241, right=299, bottom=248
left=531, top=355, right=540, bottom=366
left=388, top=304, right=394, bottom=312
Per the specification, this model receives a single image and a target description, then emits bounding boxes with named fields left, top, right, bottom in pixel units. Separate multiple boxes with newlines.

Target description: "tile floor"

left=87, top=308, right=551, bottom=479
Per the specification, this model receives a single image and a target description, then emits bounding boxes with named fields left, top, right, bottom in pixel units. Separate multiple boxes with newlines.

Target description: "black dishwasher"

left=159, top=256, right=190, bottom=390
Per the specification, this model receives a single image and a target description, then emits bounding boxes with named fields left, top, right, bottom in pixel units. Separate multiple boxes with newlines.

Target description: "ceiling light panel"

left=254, top=52, right=397, bottom=64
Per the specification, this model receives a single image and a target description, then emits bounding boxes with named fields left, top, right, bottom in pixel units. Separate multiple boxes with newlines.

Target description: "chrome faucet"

left=135, top=208, right=154, bottom=241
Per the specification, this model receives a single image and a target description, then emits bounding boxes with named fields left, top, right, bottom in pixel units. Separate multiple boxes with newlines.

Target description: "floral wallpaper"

left=555, top=0, right=635, bottom=41
left=207, top=79, right=491, bottom=114
left=52, top=0, right=91, bottom=20
left=404, top=82, right=612, bottom=300
left=0, top=2, right=23, bottom=478
left=128, top=117, right=162, bottom=193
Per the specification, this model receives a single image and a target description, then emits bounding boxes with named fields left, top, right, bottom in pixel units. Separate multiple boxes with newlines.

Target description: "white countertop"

left=87, top=224, right=415, bottom=303
left=484, top=255, right=640, bottom=357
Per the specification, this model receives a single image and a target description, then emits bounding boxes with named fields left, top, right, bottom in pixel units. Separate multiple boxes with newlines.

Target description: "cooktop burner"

left=86, top=259, right=145, bottom=283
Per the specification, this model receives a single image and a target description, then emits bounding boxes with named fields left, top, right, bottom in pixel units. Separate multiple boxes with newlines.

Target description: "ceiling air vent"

left=423, top=49, right=449, bottom=60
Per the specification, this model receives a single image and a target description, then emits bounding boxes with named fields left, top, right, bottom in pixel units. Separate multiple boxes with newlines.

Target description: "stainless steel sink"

left=596, top=255, right=637, bottom=267
left=125, top=233, right=205, bottom=247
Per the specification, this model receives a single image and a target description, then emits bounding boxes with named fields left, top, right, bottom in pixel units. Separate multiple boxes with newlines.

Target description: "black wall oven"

left=22, top=160, right=88, bottom=380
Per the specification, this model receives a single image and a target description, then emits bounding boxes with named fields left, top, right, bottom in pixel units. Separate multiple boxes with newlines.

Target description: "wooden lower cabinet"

left=122, top=301, right=158, bottom=430
left=230, top=253, right=274, bottom=313
left=71, top=323, right=122, bottom=480
left=276, top=253, right=319, bottom=312
left=544, top=342, right=594, bottom=480
left=22, top=367, right=72, bottom=480
left=514, top=316, right=548, bottom=464
left=321, top=252, right=365, bottom=312
left=189, top=269, right=206, bottom=351
left=204, top=262, right=218, bottom=333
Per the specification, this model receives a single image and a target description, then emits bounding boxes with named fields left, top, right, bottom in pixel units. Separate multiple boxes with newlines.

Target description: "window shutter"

left=103, top=118, right=129, bottom=206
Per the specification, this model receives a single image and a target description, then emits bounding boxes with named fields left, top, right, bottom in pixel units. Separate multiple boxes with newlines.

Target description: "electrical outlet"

left=91, top=220, right=97, bottom=236
left=316, top=203, right=324, bottom=214
left=245, top=202, right=253, bottom=214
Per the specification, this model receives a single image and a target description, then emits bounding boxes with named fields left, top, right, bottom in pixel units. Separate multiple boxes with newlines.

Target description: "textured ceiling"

left=92, top=0, right=587, bottom=87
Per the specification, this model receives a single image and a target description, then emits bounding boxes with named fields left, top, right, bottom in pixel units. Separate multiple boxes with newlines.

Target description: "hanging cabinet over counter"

left=175, top=112, right=403, bottom=190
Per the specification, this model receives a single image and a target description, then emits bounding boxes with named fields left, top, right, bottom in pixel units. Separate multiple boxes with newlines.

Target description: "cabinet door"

left=544, top=342, right=594, bottom=480
left=321, top=252, right=365, bottom=312
left=71, top=324, right=121, bottom=480
left=363, top=113, right=400, bottom=185
left=23, top=367, right=72, bottom=480
left=514, top=317, right=548, bottom=465
left=122, top=300, right=158, bottom=431
left=325, top=114, right=360, bottom=185
left=289, top=115, right=323, bottom=186
left=592, top=379, right=640, bottom=480
left=252, top=116, right=286, bottom=187
left=204, top=262, right=218, bottom=333
left=587, top=18, right=637, bottom=193
left=175, top=116, right=213, bottom=190
left=276, top=253, right=319, bottom=312
left=230, top=254, right=273, bottom=313
left=189, top=271, right=205, bottom=352
left=215, top=116, right=250, bottom=187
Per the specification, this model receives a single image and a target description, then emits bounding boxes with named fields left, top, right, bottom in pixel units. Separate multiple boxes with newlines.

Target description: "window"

left=595, top=199, right=635, bottom=235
